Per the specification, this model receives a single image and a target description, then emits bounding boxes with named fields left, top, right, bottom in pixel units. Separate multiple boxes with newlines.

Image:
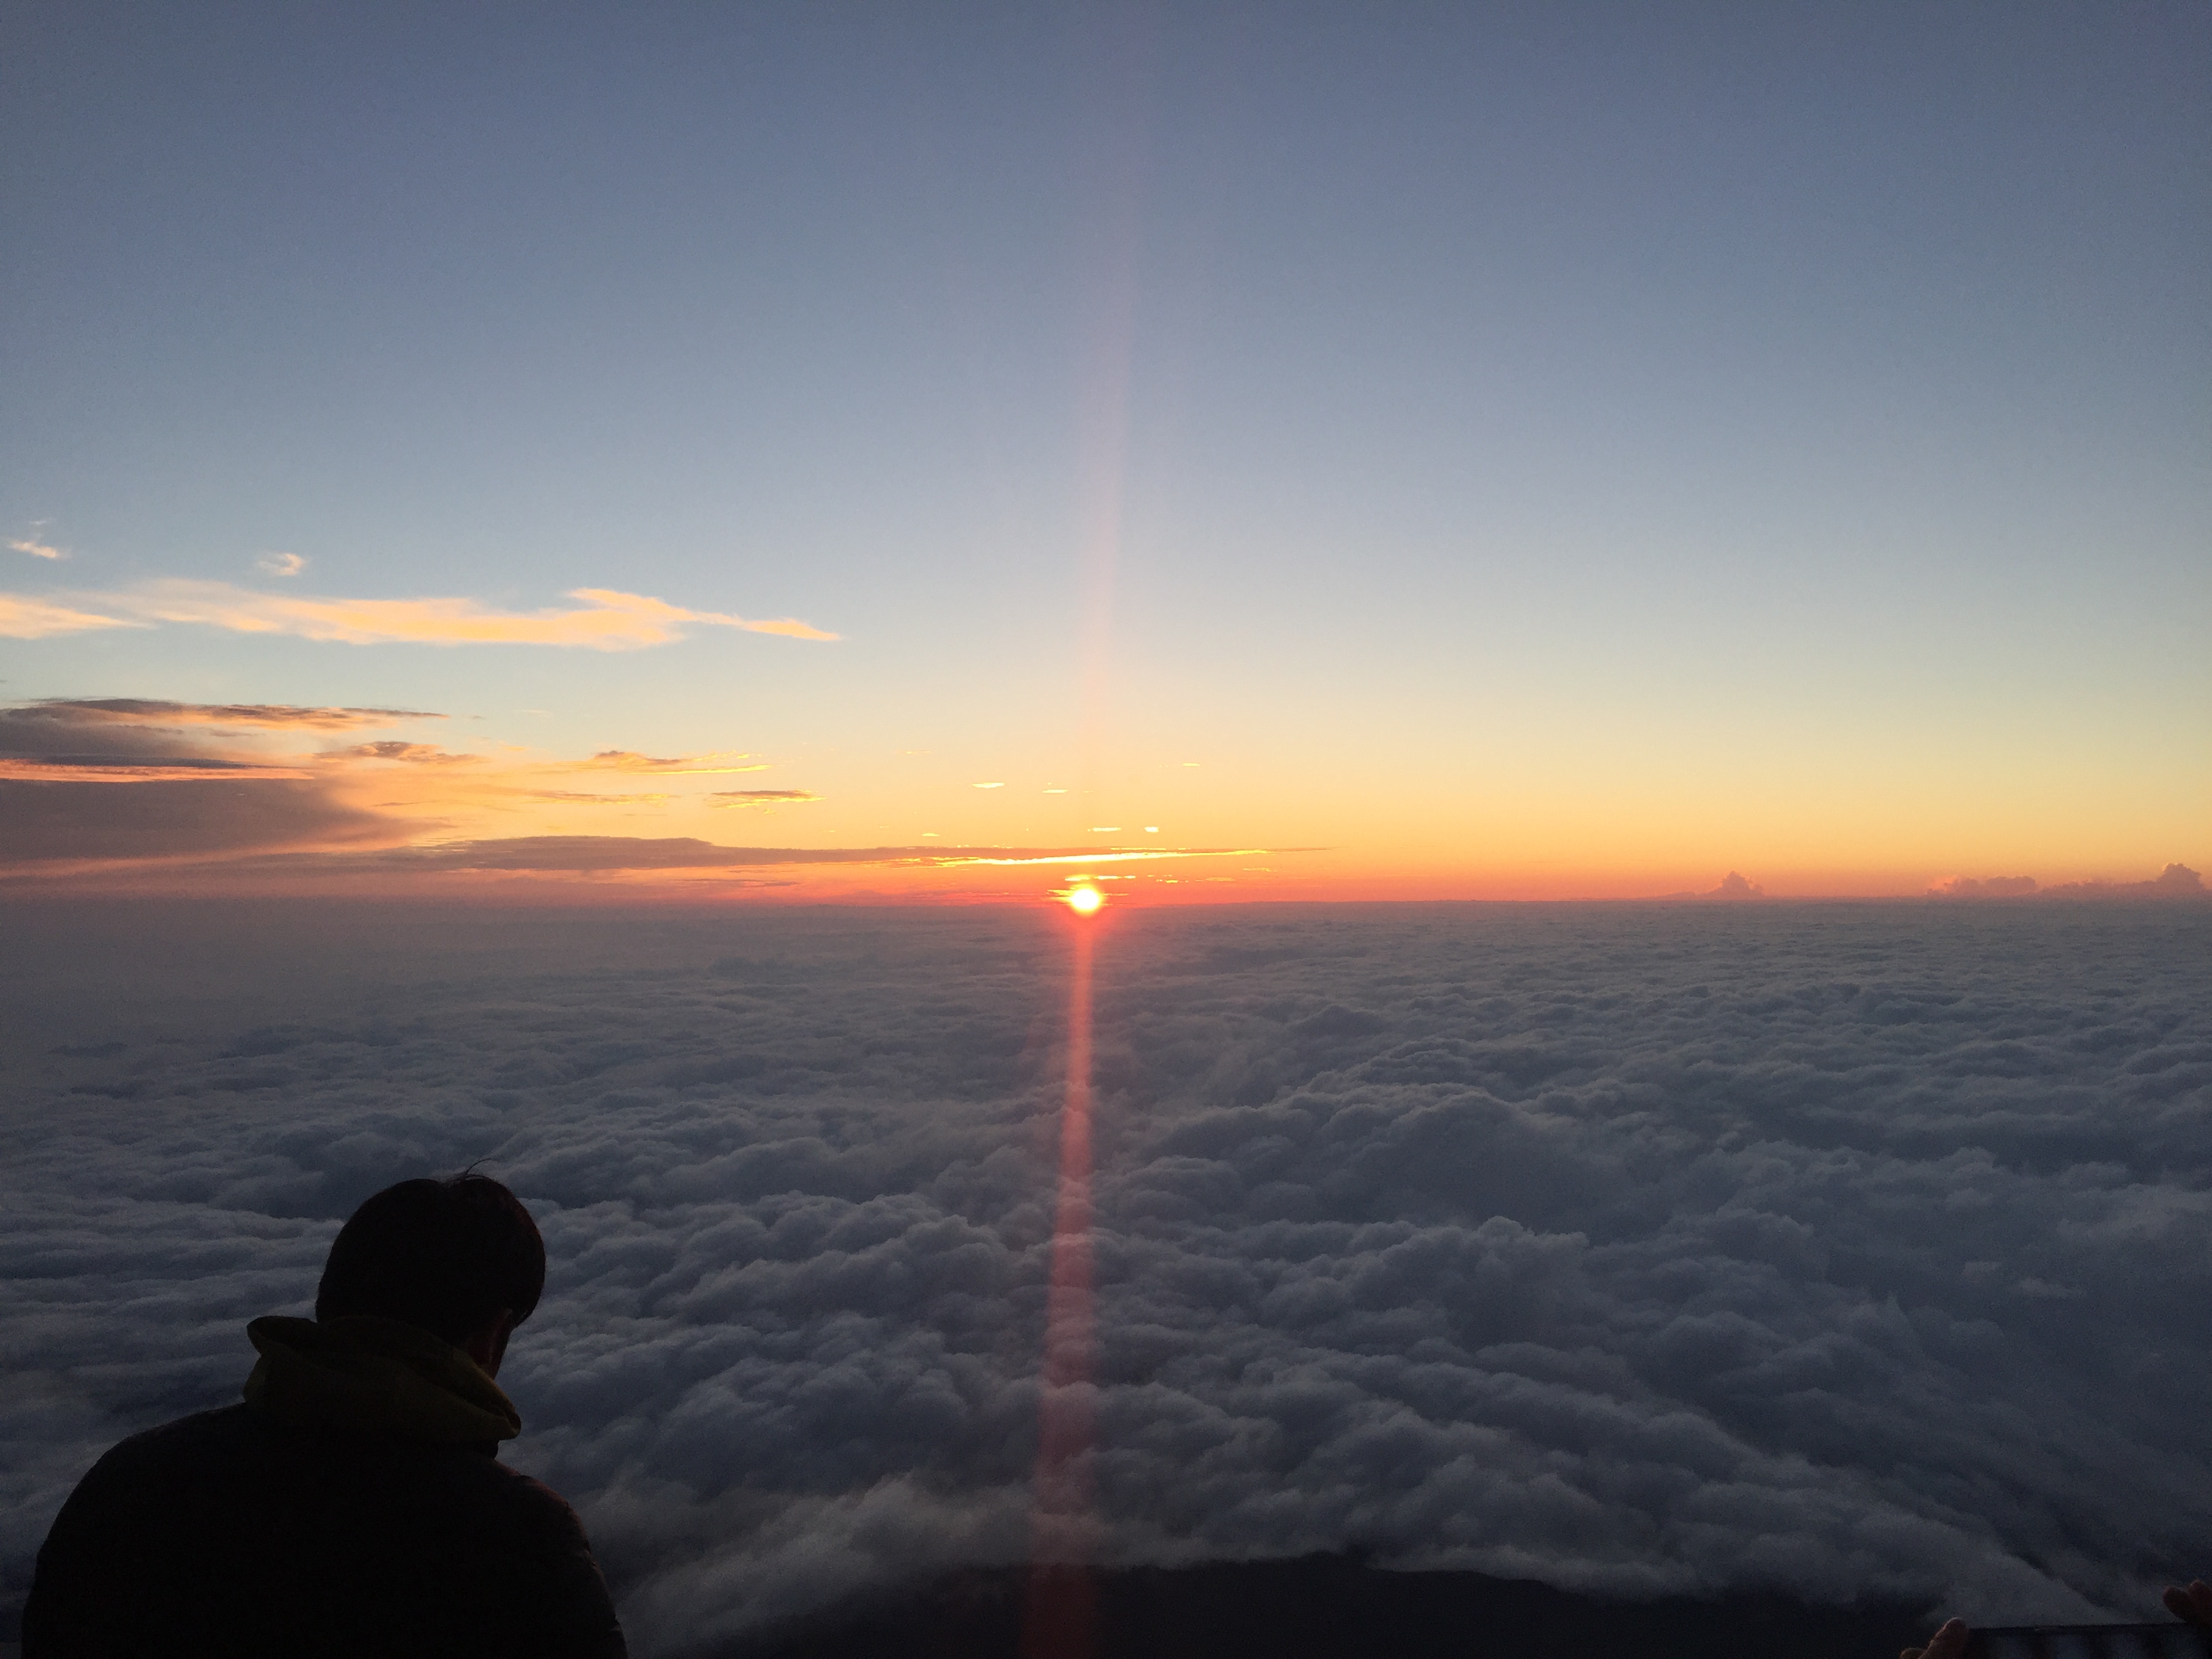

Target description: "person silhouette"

left=25, top=1173, right=624, bottom=1658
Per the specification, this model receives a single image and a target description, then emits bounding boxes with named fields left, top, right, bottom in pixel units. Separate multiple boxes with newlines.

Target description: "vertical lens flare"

left=1027, top=28, right=1147, bottom=1653
left=1022, top=912, right=1098, bottom=1659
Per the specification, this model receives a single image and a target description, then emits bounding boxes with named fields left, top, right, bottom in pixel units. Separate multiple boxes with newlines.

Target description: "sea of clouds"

left=3, top=899, right=2209, bottom=1652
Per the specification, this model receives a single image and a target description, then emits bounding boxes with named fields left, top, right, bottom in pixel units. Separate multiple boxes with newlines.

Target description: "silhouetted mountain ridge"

left=716, top=1553, right=1938, bottom=1659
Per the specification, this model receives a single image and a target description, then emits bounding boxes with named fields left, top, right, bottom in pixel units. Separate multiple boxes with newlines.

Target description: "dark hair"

left=315, top=1173, right=546, bottom=1345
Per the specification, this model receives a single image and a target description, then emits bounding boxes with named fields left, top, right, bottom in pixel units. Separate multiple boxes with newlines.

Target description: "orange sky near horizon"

left=0, top=688, right=2204, bottom=906
left=0, top=690, right=2198, bottom=906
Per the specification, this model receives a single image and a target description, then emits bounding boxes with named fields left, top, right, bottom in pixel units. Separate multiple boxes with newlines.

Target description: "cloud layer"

left=5, top=901, right=2210, bottom=1652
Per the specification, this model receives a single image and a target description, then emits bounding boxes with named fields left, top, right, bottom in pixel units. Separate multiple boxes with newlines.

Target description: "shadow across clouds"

left=0, top=779, right=389, bottom=861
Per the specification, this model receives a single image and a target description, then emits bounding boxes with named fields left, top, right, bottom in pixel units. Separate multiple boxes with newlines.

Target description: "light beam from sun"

left=1024, top=902, right=1102, bottom=1658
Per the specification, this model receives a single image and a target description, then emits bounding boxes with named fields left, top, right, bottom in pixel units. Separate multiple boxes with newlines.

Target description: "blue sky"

left=3, top=3, right=2206, bottom=895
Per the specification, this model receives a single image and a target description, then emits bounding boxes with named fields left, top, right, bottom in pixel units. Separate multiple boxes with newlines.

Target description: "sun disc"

left=1065, top=886, right=1103, bottom=916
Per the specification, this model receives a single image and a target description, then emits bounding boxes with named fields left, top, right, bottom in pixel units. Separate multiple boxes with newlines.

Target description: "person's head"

left=316, top=1173, right=546, bottom=1367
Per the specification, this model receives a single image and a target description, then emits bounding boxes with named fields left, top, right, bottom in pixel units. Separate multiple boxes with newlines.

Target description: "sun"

left=1064, top=885, right=1104, bottom=916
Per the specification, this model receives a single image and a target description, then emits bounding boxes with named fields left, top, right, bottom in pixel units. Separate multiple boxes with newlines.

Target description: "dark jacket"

left=24, top=1315, right=626, bottom=1659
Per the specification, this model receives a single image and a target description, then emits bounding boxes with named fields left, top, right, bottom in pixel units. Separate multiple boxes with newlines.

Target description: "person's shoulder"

left=79, top=1403, right=262, bottom=1485
left=108, top=1401, right=258, bottom=1450
left=373, top=1437, right=583, bottom=1527
left=460, top=1456, right=594, bottom=1534
left=39, top=1405, right=267, bottom=1552
left=466, top=1462, right=624, bottom=1650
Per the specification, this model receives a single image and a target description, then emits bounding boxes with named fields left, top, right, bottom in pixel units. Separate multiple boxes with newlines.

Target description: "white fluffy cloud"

left=3, top=902, right=2209, bottom=1652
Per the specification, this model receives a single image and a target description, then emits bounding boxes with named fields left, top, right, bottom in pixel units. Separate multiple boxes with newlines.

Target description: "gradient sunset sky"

left=3, top=3, right=2205, bottom=902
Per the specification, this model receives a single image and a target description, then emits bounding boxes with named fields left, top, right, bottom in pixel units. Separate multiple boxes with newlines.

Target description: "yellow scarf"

left=242, top=1314, right=522, bottom=1444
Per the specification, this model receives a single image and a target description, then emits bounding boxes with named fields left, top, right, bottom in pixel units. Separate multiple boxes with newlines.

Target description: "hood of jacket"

left=242, top=1314, right=521, bottom=1445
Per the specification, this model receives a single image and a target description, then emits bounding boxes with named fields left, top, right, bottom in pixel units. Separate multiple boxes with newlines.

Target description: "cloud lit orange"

left=4, top=581, right=837, bottom=648
left=710, top=790, right=821, bottom=808
left=575, top=751, right=771, bottom=775
left=0, top=596, right=142, bottom=638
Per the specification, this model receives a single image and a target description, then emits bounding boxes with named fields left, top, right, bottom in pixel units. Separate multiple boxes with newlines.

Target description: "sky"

left=7, top=901, right=2211, bottom=1647
left=3, top=2, right=2207, bottom=902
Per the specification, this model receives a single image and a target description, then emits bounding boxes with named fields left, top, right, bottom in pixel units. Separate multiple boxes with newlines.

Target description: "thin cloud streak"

left=9, top=538, right=66, bottom=560
left=940, top=848, right=1285, bottom=867
left=0, top=760, right=317, bottom=782
left=0, top=596, right=140, bottom=638
left=0, top=837, right=1305, bottom=885
left=325, top=838, right=1274, bottom=874
left=324, top=742, right=475, bottom=763
left=523, top=791, right=673, bottom=805
left=37, top=699, right=442, bottom=730
left=577, top=752, right=770, bottom=775
left=21, top=580, right=837, bottom=649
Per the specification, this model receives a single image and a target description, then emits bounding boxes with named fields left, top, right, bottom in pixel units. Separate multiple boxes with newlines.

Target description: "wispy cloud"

left=9, top=538, right=66, bottom=561
left=310, top=838, right=976, bottom=873
left=577, top=751, right=769, bottom=775
left=297, top=838, right=1274, bottom=874
left=25, top=579, right=837, bottom=649
left=523, top=790, right=673, bottom=805
left=323, top=741, right=472, bottom=762
left=255, top=552, right=307, bottom=577
left=0, top=596, right=138, bottom=638
left=709, top=790, right=821, bottom=808
left=936, top=847, right=1275, bottom=867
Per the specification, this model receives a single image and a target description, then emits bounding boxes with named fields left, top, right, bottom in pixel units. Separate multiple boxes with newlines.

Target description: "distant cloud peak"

left=1929, top=875, right=2039, bottom=899
left=255, top=552, right=307, bottom=577
left=1929, top=865, right=2205, bottom=901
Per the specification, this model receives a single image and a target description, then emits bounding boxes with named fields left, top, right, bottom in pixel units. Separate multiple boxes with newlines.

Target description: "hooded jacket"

left=24, top=1315, right=626, bottom=1659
